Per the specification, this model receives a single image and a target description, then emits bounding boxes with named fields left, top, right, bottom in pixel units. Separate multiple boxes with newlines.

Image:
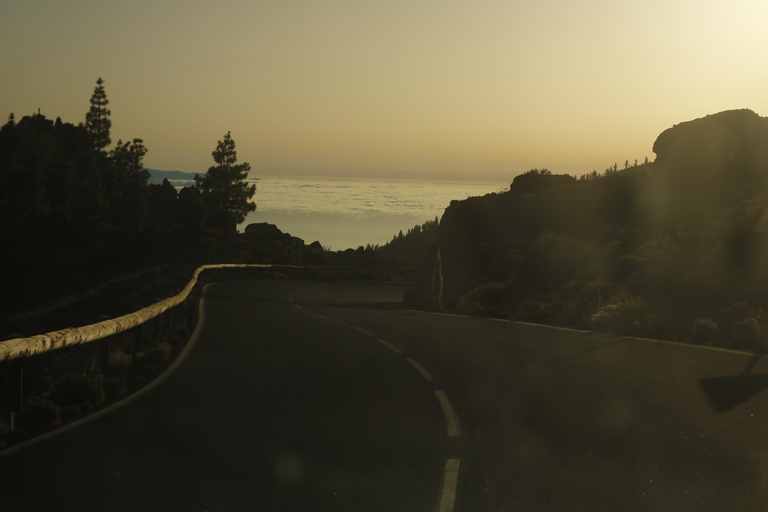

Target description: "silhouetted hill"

left=653, top=109, right=768, bottom=216
left=405, top=110, right=768, bottom=349
left=146, top=169, right=199, bottom=186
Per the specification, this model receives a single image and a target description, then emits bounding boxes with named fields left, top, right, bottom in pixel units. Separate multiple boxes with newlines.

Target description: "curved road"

left=2, top=280, right=768, bottom=511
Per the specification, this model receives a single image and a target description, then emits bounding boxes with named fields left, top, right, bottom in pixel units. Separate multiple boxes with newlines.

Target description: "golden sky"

left=2, top=0, right=767, bottom=181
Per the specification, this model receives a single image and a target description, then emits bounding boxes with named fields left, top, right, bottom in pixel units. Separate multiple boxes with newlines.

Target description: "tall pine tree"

left=85, top=77, right=111, bottom=151
left=195, top=132, right=256, bottom=232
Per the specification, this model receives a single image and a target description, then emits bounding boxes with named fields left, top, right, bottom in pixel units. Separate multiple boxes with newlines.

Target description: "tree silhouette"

left=85, top=78, right=111, bottom=151
left=195, top=132, right=256, bottom=232
left=107, top=138, right=150, bottom=236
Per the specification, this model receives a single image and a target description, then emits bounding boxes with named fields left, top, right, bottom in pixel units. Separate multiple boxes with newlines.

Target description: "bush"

left=103, top=378, right=127, bottom=400
left=455, top=282, right=507, bottom=317
left=590, top=295, right=659, bottom=337
left=690, top=318, right=719, bottom=345
left=612, top=254, right=645, bottom=280
left=169, top=325, right=189, bottom=344
left=61, top=405, right=82, bottom=422
left=109, top=349, right=132, bottom=370
left=55, top=374, right=104, bottom=408
left=19, top=401, right=61, bottom=432
left=728, top=317, right=764, bottom=352
left=515, top=299, right=555, bottom=324
left=717, top=302, right=754, bottom=340
left=141, top=343, right=172, bottom=366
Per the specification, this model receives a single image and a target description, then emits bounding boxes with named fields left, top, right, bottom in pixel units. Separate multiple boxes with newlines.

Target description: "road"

left=2, top=280, right=768, bottom=511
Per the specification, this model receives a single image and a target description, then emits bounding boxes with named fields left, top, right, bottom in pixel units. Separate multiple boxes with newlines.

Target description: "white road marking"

left=354, top=326, right=374, bottom=337
left=314, top=314, right=328, bottom=320
left=333, top=320, right=348, bottom=327
left=294, top=304, right=302, bottom=310
left=376, top=338, right=403, bottom=354
left=435, top=390, right=461, bottom=437
left=438, top=459, right=461, bottom=512
left=406, top=358, right=434, bottom=381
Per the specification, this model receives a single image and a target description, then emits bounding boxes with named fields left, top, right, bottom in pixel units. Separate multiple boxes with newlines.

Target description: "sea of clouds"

left=243, top=176, right=507, bottom=250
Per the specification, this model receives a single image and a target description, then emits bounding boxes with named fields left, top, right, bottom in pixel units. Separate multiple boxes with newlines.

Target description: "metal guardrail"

left=0, top=263, right=415, bottom=432
left=0, top=263, right=416, bottom=362
left=0, top=264, right=270, bottom=362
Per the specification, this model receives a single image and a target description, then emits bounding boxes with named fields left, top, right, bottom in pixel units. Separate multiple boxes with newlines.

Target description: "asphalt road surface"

left=2, top=280, right=768, bottom=511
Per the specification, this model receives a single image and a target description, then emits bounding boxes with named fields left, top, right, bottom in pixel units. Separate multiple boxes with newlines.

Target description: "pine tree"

left=195, top=132, right=256, bottom=232
left=107, top=138, right=150, bottom=236
left=85, top=78, right=111, bottom=151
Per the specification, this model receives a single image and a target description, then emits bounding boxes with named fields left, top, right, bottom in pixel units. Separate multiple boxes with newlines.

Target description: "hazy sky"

left=2, top=0, right=767, bottom=181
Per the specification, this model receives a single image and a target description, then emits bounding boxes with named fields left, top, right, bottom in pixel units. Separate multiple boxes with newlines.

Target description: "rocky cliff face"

left=653, top=109, right=768, bottom=215
left=408, top=109, right=768, bottom=313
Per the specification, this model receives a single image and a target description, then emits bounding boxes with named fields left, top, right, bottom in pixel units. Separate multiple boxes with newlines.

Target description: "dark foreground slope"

left=405, top=109, right=768, bottom=348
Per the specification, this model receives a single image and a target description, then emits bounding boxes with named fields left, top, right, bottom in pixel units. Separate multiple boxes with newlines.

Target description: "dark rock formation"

left=653, top=109, right=768, bottom=215
left=244, top=223, right=298, bottom=245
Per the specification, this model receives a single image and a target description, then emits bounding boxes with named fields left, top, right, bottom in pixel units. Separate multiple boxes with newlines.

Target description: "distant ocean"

left=148, top=170, right=508, bottom=250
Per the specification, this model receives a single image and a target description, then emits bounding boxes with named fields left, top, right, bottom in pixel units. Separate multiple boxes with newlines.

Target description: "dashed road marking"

left=291, top=311, right=461, bottom=510
left=354, top=326, right=374, bottom=337
left=435, top=390, right=461, bottom=437
left=376, top=338, right=403, bottom=354
left=438, top=459, right=461, bottom=512
left=406, top=357, right=434, bottom=381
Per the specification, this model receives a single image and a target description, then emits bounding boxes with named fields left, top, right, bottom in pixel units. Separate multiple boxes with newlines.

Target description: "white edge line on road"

left=294, top=304, right=302, bottom=310
left=376, top=338, right=403, bottom=354
left=435, top=390, right=461, bottom=437
left=439, top=458, right=461, bottom=512
left=354, top=326, right=374, bottom=337
left=314, top=314, right=328, bottom=320
left=333, top=319, right=348, bottom=327
left=406, top=308, right=759, bottom=357
left=405, top=357, right=434, bottom=381
left=0, top=283, right=215, bottom=459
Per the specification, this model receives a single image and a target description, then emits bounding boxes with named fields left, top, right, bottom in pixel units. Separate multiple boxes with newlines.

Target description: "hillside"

left=404, top=109, right=768, bottom=350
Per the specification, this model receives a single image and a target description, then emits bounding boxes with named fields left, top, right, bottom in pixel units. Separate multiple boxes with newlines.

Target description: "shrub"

left=515, top=299, right=555, bottom=325
left=55, top=374, right=105, bottom=408
left=612, top=254, right=645, bottom=280
left=717, top=302, right=754, bottom=340
left=19, top=401, right=61, bottom=432
left=109, top=349, right=132, bottom=371
left=728, top=317, right=764, bottom=352
left=455, top=282, right=507, bottom=317
left=61, top=405, right=82, bottom=422
left=103, top=378, right=127, bottom=400
left=169, top=325, right=189, bottom=344
left=104, top=378, right=125, bottom=400
left=690, top=318, right=719, bottom=345
left=141, top=343, right=172, bottom=366
left=590, top=295, right=658, bottom=336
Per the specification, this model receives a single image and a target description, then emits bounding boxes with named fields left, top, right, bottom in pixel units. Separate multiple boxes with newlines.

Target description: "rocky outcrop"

left=409, top=109, right=768, bottom=311
left=244, top=223, right=299, bottom=245
left=653, top=109, right=768, bottom=215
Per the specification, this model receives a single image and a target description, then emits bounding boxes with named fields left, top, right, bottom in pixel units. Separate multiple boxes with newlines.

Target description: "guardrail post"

left=186, top=297, right=198, bottom=331
left=1, top=360, right=23, bottom=430
left=99, top=337, right=111, bottom=378
left=168, top=306, right=176, bottom=331
left=156, top=312, right=164, bottom=341
left=132, top=325, right=144, bottom=354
